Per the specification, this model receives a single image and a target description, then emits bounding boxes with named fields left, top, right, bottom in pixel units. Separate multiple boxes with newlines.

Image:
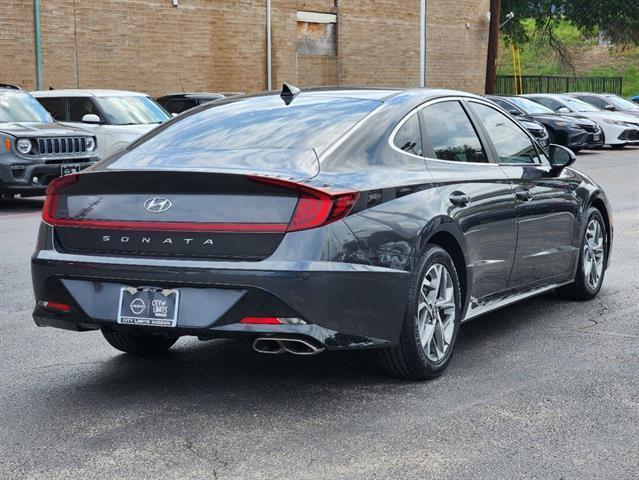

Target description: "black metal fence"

left=496, top=75, right=623, bottom=95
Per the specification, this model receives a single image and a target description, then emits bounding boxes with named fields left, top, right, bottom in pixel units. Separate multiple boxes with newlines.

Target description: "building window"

left=296, top=11, right=337, bottom=56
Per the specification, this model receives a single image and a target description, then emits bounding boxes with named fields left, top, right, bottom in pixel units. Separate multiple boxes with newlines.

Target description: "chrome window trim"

left=388, top=96, right=502, bottom=167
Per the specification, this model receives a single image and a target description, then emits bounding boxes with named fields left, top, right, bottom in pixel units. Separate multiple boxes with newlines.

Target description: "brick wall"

left=0, top=0, right=488, bottom=96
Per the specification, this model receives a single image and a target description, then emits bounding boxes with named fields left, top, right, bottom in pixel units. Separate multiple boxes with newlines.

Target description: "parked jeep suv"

left=0, top=86, right=98, bottom=198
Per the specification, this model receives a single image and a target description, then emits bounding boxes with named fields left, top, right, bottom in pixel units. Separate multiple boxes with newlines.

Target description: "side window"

left=491, top=98, right=510, bottom=109
left=471, top=102, right=539, bottom=164
left=393, top=113, right=423, bottom=157
left=531, top=97, right=563, bottom=112
left=68, top=97, right=99, bottom=121
left=421, top=101, right=488, bottom=163
left=38, top=98, right=67, bottom=121
left=581, top=95, right=608, bottom=109
left=492, top=98, right=519, bottom=115
left=166, top=98, right=197, bottom=114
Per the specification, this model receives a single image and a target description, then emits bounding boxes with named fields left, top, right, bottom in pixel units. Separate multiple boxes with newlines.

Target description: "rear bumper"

left=31, top=250, right=411, bottom=349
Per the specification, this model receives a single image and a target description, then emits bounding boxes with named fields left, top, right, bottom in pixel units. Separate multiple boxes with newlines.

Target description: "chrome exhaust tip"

left=252, top=338, right=285, bottom=354
left=252, top=337, right=325, bottom=356
left=277, top=337, right=326, bottom=355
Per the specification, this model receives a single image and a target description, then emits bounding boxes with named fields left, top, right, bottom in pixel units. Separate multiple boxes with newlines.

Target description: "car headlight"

left=603, top=118, right=630, bottom=126
left=85, top=137, right=96, bottom=152
left=16, top=138, right=32, bottom=154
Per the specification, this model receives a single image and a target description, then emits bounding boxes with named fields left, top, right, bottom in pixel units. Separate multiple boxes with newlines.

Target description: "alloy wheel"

left=417, top=263, right=456, bottom=362
left=583, top=218, right=605, bottom=289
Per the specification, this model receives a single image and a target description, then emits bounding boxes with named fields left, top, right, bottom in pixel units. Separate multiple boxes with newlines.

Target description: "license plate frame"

left=61, top=164, right=82, bottom=176
left=117, top=287, right=180, bottom=328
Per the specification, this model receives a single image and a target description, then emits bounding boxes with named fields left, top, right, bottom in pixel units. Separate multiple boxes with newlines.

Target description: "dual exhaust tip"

left=253, top=337, right=325, bottom=356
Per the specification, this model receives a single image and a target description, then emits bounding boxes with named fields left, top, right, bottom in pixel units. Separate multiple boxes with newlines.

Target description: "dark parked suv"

left=487, top=95, right=603, bottom=152
left=0, top=85, right=98, bottom=198
left=31, top=87, right=612, bottom=380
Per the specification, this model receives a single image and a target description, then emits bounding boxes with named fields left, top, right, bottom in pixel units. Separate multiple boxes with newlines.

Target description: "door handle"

left=449, top=191, right=471, bottom=207
left=514, top=188, right=533, bottom=202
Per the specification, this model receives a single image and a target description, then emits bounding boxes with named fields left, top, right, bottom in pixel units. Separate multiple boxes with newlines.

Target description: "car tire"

left=556, top=207, right=608, bottom=301
left=379, top=244, right=462, bottom=380
left=611, top=144, right=625, bottom=150
left=102, top=330, right=178, bottom=355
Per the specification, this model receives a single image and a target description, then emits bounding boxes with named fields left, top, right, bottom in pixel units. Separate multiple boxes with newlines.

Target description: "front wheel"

left=556, top=207, right=607, bottom=300
left=102, top=330, right=178, bottom=355
left=610, top=144, right=625, bottom=150
left=379, top=245, right=462, bottom=380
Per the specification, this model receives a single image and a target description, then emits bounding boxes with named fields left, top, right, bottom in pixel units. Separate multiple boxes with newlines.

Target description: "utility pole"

left=419, top=0, right=426, bottom=87
left=485, top=0, right=500, bottom=94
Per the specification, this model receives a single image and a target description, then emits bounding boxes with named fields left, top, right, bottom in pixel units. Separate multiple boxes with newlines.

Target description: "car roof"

left=224, top=87, right=481, bottom=103
left=566, top=92, right=619, bottom=97
left=158, top=93, right=225, bottom=100
left=30, top=89, right=149, bottom=98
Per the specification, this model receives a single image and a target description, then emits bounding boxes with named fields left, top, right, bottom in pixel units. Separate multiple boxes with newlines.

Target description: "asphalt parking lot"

left=1, top=147, right=637, bottom=480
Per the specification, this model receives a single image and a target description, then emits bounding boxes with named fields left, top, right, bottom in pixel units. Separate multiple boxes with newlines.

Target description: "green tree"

left=501, top=0, right=639, bottom=45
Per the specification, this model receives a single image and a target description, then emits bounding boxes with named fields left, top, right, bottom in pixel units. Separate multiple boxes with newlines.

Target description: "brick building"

left=2, top=0, right=490, bottom=96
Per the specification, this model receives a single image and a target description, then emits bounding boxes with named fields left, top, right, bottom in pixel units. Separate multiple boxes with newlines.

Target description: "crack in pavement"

left=182, top=438, right=228, bottom=480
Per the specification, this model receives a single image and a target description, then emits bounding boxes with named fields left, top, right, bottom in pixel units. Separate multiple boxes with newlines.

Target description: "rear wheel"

left=379, top=245, right=462, bottom=380
left=102, top=330, right=178, bottom=355
left=557, top=207, right=607, bottom=300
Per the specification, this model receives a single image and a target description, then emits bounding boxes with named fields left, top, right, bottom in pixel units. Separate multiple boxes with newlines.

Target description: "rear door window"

left=421, top=101, right=489, bottom=163
left=393, top=113, right=423, bottom=156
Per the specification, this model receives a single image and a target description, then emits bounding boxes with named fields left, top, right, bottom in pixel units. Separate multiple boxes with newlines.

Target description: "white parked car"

left=31, top=90, right=171, bottom=159
left=524, top=93, right=639, bottom=149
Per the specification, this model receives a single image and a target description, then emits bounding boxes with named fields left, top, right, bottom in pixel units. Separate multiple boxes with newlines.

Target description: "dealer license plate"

left=593, top=133, right=601, bottom=142
left=61, top=164, right=82, bottom=176
left=117, top=287, right=179, bottom=328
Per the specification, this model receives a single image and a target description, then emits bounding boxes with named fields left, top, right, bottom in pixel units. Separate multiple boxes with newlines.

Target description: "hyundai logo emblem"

left=144, top=197, right=172, bottom=214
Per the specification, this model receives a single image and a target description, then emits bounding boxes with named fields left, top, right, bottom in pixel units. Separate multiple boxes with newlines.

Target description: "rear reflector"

left=250, top=176, right=359, bottom=232
left=38, top=300, right=72, bottom=313
left=240, top=317, right=283, bottom=325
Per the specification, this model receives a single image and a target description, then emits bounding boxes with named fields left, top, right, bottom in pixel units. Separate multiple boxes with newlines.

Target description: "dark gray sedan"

left=31, top=87, right=612, bottom=380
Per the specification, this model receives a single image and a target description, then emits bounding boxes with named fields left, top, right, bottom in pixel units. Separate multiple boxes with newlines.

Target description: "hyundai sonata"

left=31, top=86, right=612, bottom=380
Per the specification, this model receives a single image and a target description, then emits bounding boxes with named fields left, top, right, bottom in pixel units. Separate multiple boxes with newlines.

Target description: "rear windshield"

left=110, top=95, right=379, bottom=167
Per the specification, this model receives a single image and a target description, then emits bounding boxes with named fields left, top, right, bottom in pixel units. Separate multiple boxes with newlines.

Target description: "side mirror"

left=82, top=113, right=101, bottom=124
left=508, top=109, right=521, bottom=116
left=604, top=104, right=615, bottom=111
left=557, top=107, right=570, bottom=114
left=548, top=144, right=576, bottom=169
left=171, top=112, right=178, bottom=117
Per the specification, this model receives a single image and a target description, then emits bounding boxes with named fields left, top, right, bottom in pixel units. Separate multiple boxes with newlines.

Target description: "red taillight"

left=42, top=174, right=79, bottom=225
left=250, top=176, right=359, bottom=232
left=240, top=317, right=283, bottom=325
left=42, top=174, right=358, bottom=234
left=38, top=301, right=72, bottom=313
left=41, top=173, right=288, bottom=232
